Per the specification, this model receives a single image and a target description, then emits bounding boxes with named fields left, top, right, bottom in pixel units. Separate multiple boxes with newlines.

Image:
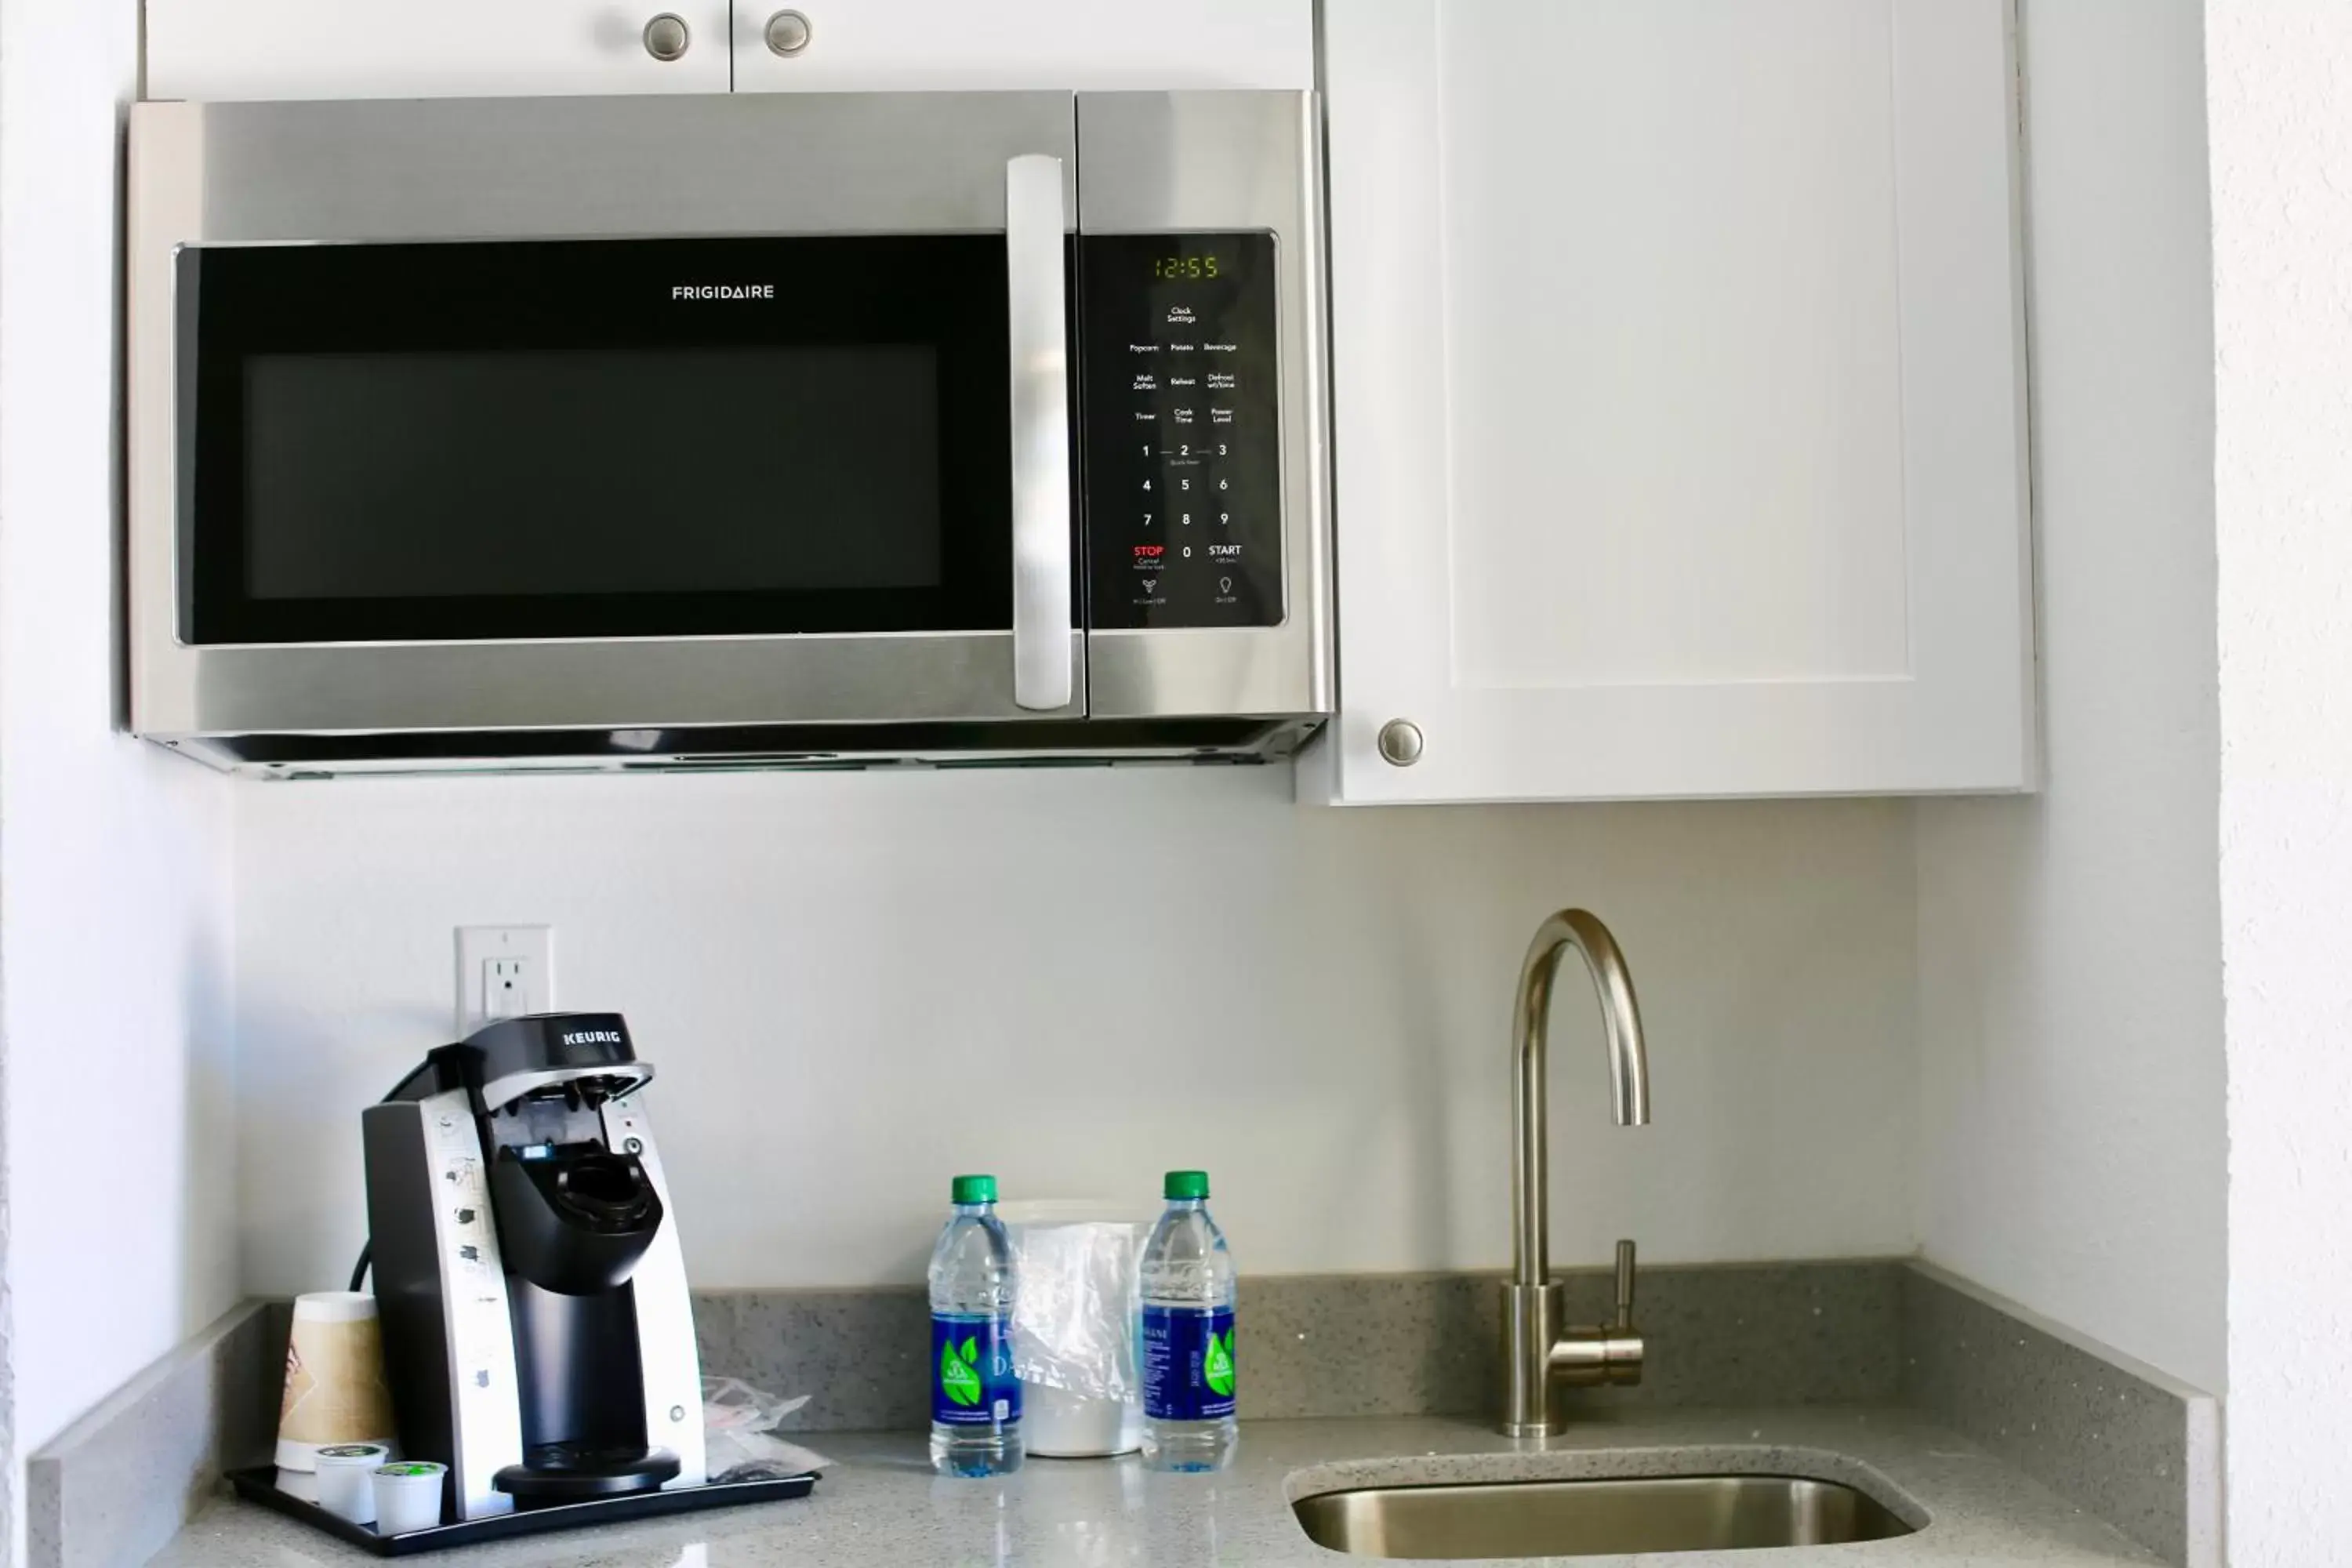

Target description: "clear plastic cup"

left=370, top=1461, right=447, bottom=1535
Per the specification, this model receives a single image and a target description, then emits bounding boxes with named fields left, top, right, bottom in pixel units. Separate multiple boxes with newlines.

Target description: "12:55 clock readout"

left=1152, top=255, right=1221, bottom=280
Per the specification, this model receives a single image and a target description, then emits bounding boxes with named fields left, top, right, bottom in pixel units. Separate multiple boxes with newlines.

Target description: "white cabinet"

left=147, top=2, right=733, bottom=100
left=732, top=2, right=1311, bottom=92
left=1305, top=0, right=2034, bottom=805
left=146, top=2, right=1310, bottom=103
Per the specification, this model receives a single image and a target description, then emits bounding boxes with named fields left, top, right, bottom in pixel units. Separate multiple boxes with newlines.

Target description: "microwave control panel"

left=1080, top=232, right=1282, bottom=630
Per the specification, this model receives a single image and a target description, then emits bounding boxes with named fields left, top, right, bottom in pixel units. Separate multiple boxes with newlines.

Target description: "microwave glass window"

left=180, top=235, right=1050, bottom=643
left=243, top=346, right=942, bottom=600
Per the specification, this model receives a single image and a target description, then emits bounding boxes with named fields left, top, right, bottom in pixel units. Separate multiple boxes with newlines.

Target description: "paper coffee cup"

left=275, top=1291, right=396, bottom=1472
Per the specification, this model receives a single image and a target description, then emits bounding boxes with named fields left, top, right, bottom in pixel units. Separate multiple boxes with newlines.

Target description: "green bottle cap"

left=1164, top=1170, right=1210, bottom=1200
left=951, top=1174, right=997, bottom=1205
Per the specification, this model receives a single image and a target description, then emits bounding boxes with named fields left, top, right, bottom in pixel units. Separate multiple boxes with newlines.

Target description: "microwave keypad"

left=1082, top=233, right=1282, bottom=630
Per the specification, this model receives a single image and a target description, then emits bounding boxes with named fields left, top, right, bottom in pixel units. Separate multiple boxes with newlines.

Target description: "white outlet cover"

left=455, top=925, right=555, bottom=1036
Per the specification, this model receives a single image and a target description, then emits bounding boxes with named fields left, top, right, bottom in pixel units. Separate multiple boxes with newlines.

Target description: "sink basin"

left=1292, top=1474, right=1915, bottom=1559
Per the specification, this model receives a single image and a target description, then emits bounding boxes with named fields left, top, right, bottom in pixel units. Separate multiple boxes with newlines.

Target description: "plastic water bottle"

left=1139, top=1170, right=1238, bottom=1471
left=928, top=1174, right=1023, bottom=1477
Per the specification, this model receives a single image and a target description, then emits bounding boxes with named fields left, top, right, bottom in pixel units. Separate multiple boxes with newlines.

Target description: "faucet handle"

left=1612, top=1239, right=1636, bottom=1330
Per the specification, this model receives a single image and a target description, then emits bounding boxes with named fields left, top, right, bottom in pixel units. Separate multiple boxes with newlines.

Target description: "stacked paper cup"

left=274, top=1292, right=397, bottom=1503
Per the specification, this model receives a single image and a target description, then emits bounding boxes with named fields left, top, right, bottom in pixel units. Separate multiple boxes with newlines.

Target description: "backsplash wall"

left=232, top=767, right=1916, bottom=1295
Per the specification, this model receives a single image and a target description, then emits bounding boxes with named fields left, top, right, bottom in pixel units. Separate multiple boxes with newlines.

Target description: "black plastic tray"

left=227, top=1466, right=818, bottom=1556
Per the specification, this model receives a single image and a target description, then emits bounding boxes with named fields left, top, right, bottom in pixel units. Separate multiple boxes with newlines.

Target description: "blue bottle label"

left=1142, top=1305, right=1237, bottom=1421
left=931, top=1313, right=1020, bottom=1428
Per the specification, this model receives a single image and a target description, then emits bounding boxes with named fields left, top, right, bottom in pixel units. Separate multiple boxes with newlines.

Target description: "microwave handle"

left=1006, top=152, right=1073, bottom=713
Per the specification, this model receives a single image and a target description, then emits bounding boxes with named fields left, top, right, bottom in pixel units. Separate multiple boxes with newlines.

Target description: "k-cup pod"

left=372, top=1461, right=448, bottom=1536
left=314, top=1443, right=389, bottom=1525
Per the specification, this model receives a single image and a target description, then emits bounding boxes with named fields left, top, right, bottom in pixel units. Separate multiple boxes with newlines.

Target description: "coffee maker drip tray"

left=495, top=1445, right=683, bottom=1504
left=227, top=1465, right=817, bottom=1555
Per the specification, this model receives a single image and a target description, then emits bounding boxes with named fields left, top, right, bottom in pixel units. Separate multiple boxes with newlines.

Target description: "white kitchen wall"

left=1910, top=0, right=2226, bottom=1396
left=234, top=771, right=1915, bottom=1295
left=0, top=0, right=240, bottom=1515
left=2208, top=4, right=2352, bottom=1562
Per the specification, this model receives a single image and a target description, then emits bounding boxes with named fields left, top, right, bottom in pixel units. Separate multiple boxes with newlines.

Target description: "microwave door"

left=128, top=93, right=1084, bottom=742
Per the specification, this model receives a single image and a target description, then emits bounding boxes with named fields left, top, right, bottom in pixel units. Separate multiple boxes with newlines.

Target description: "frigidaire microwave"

left=126, top=90, right=1330, bottom=775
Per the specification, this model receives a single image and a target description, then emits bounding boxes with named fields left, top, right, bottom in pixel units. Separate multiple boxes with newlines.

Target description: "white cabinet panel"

left=147, top=2, right=732, bottom=101
left=1308, top=0, right=2034, bottom=804
left=731, top=1, right=1310, bottom=92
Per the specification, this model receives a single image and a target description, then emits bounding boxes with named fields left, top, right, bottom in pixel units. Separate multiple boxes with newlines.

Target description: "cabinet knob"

left=642, top=13, right=691, bottom=60
left=764, top=9, right=813, bottom=56
left=1377, top=719, right=1425, bottom=768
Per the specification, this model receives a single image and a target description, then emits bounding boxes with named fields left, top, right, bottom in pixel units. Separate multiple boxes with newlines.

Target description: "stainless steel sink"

left=1292, top=1474, right=1915, bottom=1559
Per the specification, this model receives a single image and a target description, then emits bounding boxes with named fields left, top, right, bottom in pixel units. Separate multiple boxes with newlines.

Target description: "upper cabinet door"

left=731, top=2, right=1310, bottom=92
left=147, top=2, right=732, bottom=100
left=1306, top=0, right=2034, bottom=805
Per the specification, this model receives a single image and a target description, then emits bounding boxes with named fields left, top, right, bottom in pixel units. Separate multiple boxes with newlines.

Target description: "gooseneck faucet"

left=1501, top=909, right=1650, bottom=1437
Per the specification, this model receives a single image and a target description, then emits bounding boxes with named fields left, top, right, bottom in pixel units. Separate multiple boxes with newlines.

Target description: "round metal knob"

left=1377, top=718, right=1425, bottom=767
left=642, top=13, right=691, bottom=60
left=764, top=9, right=813, bottom=56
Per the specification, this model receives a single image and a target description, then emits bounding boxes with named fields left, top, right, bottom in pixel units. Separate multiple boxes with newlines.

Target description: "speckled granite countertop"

left=145, top=1410, right=2158, bottom=1567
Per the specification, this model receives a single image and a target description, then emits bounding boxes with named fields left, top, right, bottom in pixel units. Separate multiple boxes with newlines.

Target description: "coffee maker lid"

left=463, top=1012, right=655, bottom=1111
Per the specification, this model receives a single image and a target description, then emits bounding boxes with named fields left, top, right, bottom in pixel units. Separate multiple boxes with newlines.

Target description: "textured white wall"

left=1911, top=0, right=2226, bottom=1396
left=233, top=772, right=1917, bottom=1295
left=0, top=0, right=240, bottom=1487
left=2207, top=5, right=2352, bottom=1561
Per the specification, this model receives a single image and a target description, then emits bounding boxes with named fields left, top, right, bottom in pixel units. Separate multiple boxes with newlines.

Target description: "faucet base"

left=1499, top=1279, right=1646, bottom=1436
left=1500, top=1282, right=1566, bottom=1435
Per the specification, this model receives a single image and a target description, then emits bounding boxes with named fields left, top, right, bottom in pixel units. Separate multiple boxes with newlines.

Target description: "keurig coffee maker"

left=362, top=1013, right=706, bottom=1523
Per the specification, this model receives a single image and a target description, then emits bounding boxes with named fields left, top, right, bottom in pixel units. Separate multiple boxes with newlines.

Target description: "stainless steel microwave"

left=126, top=90, right=1330, bottom=776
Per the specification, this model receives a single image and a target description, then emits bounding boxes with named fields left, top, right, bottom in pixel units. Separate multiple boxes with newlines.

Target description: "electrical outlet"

left=456, top=926, right=554, bottom=1036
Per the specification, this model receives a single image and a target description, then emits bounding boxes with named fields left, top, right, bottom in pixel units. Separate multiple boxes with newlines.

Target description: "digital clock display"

left=1152, top=255, right=1222, bottom=281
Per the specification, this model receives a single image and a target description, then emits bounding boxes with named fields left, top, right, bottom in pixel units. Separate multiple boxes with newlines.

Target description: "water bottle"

left=927, top=1174, right=1022, bottom=1477
left=1139, top=1170, right=1238, bottom=1471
